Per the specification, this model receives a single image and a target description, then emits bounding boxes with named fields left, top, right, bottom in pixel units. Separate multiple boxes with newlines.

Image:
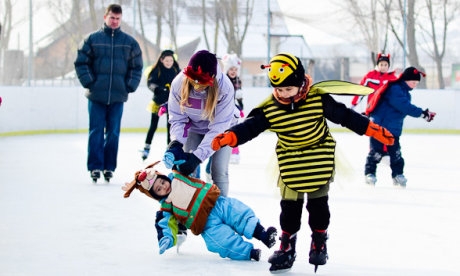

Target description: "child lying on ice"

left=122, top=161, right=277, bottom=261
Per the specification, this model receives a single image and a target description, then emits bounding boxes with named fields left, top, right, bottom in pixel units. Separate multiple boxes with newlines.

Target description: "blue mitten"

left=163, top=140, right=187, bottom=169
left=159, top=237, right=173, bottom=254
left=163, top=152, right=184, bottom=169
left=177, top=153, right=202, bottom=176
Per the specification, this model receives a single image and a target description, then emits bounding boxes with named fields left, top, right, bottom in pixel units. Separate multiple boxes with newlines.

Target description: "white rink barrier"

left=0, top=86, right=459, bottom=134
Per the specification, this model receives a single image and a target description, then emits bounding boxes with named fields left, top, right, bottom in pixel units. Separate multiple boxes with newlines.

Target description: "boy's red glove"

left=211, top=131, right=238, bottom=150
left=365, top=121, right=395, bottom=146
left=421, top=108, right=436, bottom=122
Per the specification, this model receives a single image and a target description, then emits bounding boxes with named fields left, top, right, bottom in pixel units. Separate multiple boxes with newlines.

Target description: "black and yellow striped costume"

left=229, top=81, right=372, bottom=193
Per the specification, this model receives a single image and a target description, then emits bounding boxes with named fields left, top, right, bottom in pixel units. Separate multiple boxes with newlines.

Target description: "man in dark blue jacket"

left=75, top=4, right=143, bottom=183
left=365, top=67, right=436, bottom=187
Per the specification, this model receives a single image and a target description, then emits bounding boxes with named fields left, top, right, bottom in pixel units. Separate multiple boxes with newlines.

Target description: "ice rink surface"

left=1, top=131, right=459, bottom=275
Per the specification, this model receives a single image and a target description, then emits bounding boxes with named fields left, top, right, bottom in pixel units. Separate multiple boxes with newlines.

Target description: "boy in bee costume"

left=212, top=53, right=395, bottom=273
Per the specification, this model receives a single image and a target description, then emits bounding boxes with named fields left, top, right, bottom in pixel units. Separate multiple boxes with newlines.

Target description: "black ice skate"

left=268, top=231, right=297, bottom=273
left=103, top=170, right=113, bottom=182
left=90, top=170, right=101, bottom=183
left=141, top=145, right=150, bottom=161
left=309, top=230, right=328, bottom=273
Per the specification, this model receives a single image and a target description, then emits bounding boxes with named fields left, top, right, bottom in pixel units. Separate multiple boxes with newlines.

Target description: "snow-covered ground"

left=1, top=131, right=459, bottom=275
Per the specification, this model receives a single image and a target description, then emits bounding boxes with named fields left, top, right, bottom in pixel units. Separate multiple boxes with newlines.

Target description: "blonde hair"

left=179, top=77, right=219, bottom=121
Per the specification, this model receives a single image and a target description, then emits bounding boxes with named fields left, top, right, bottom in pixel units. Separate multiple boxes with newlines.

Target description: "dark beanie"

left=160, top=49, right=175, bottom=59
left=188, top=50, right=217, bottom=76
left=183, top=50, right=217, bottom=86
left=401, top=66, right=424, bottom=81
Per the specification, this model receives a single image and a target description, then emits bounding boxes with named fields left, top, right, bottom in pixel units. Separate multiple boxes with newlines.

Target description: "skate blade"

left=269, top=267, right=292, bottom=274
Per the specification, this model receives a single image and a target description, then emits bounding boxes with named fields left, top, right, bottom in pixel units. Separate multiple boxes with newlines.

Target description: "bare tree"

left=141, top=0, right=165, bottom=54
left=0, top=0, right=13, bottom=53
left=218, top=0, right=254, bottom=55
left=212, top=0, right=219, bottom=52
left=193, top=0, right=254, bottom=55
left=88, top=0, right=98, bottom=29
left=201, top=0, right=211, bottom=50
left=0, top=0, right=13, bottom=84
left=342, top=0, right=391, bottom=59
left=165, top=0, right=184, bottom=51
left=417, top=0, right=460, bottom=89
left=136, top=0, right=152, bottom=63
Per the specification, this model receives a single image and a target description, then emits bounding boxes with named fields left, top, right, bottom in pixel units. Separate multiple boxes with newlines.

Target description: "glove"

left=166, top=140, right=187, bottom=161
left=153, top=87, right=169, bottom=104
left=163, top=141, right=187, bottom=169
left=177, top=153, right=202, bottom=176
left=159, top=237, right=172, bottom=255
left=211, top=131, right=238, bottom=151
left=421, top=108, right=436, bottom=122
left=239, top=110, right=245, bottom=118
left=365, top=121, right=395, bottom=146
left=163, top=152, right=186, bottom=169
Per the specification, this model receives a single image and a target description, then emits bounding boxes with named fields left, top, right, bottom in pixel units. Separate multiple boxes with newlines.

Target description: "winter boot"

left=250, top=248, right=261, bottom=261
left=141, top=144, right=150, bottom=161
left=253, top=223, right=278, bottom=248
left=268, top=231, right=297, bottom=273
left=176, top=223, right=188, bottom=253
left=309, top=230, right=328, bottom=272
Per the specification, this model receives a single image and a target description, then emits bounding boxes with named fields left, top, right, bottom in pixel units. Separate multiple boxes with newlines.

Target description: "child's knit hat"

left=221, top=53, right=242, bottom=75
left=122, top=161, right=166, bottom=200
left=376, top=53, right=390, bottom=66
left=183, top=50, right=217, bottom=86
left=400, top=66, right=425, bottom=81
left=160, top=49, right=175, bottom=59
left=261, top=52, right=305, bottom=87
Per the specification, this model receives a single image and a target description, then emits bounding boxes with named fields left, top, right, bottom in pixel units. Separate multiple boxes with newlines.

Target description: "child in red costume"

left=351, top=53, right=397, bottom=109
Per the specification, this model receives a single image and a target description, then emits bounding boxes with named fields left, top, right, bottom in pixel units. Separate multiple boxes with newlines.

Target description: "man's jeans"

left=87, top=100, right=124, bottom=172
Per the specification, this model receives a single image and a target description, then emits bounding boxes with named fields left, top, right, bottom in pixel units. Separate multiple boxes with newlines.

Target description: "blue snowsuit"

left=155, top=173, right=260, bottom=260
left=365, top=80, right=424, bottom=177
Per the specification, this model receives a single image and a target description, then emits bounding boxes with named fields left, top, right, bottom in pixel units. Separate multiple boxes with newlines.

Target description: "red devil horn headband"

left=414, top=68, right=426, bottom=77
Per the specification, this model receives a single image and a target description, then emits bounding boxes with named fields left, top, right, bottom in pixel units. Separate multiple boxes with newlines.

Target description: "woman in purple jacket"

left=163, top=50, right=240, bottom=197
